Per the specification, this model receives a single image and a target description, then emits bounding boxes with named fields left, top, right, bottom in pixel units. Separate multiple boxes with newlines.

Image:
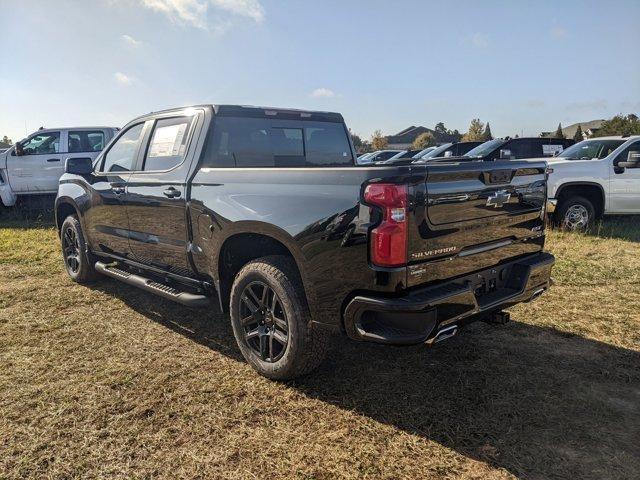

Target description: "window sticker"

left=148, top=123, right=187, bottom=158
left=543, top=144, right=564, bottom=156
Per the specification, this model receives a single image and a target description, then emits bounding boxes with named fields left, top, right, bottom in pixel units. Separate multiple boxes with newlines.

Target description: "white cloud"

left=137, top=0, right=264, bottom=29
left=121, top=34, right=141, bottom=47
left=470, top=32, right=489, bottom=49
left=311, top=88, right=336, bottom=98
left=211, top=0, right=264, bottom=22
left=114, top=72, right=133, bottom=86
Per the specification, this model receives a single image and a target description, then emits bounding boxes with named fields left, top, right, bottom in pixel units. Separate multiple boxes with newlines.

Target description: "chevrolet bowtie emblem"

left=486, top=190, right=511, bottom=208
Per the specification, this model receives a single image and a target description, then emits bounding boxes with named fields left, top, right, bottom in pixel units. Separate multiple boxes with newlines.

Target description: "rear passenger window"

left=143, top=116, right=195, bottom=171
left=202, top=117, right=354, bottom=168
left=68, top=130, right=106, bottom=153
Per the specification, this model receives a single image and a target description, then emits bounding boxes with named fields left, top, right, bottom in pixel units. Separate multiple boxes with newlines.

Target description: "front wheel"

left=556, top=196, right=596, bottom=231
left=229, top=255, right=329, bottom=380
left=60, top=215, right=100, bottom=283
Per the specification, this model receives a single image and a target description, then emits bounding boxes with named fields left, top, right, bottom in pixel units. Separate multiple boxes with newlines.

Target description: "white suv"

left=545, top=136, right=640, bottom=229
left=0, top=127, right=117, bottom=207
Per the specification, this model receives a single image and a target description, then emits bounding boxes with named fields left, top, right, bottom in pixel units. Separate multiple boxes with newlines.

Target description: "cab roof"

left=140, top=104, right=344, bottom=123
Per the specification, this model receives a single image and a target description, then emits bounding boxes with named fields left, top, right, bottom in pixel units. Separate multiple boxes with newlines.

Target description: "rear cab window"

left=202, top=116, right=354, bottom=168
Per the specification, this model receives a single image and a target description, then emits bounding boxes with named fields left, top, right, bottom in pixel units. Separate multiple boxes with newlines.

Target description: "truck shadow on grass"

left=94, top=279, right=640, bottom=480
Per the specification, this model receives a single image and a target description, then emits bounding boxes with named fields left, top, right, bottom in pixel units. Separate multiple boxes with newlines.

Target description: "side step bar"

left=95, top=261, right=209, bottom=307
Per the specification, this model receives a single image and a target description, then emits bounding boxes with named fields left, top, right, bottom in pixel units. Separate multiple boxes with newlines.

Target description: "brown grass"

left=1, top=205, right=639, bottom=479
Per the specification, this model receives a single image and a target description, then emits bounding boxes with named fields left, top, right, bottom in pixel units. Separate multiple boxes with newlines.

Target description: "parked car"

left=545, top=136, right=640, bottom=229
left=454, top=137, right=575, bottom=162
left=376, top=149, right=423, bottom=163
left=55, top=104, right=554, bottom=379
left=419, top=141, right=483, bottom=159
left=412, top=146, right=438, bottom=158
left=366, top=149, right=404, bottom=162
left=356, top=152, right=375, bottom=164
left=0, top=127, right=118, bottom=207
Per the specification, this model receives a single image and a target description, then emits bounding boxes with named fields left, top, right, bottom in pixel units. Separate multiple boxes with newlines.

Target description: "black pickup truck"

left=55, top=105, right=554, bottom=379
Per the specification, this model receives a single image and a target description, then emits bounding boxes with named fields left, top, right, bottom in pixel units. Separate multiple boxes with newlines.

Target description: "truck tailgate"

left=406, top=160, right=547, bottom=287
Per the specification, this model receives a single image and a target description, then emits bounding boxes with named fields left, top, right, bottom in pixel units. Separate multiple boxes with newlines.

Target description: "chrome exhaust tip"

left=427, top=324, right=458, bottom=345
left=528, top=288, right=546, bottom=302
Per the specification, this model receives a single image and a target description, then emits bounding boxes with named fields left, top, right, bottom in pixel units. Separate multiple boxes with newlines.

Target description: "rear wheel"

left=556, top=196, right=596, bottom=231
left=229, top=255, right=329, bottom=380
left=61, top=215, right=99, bottom=283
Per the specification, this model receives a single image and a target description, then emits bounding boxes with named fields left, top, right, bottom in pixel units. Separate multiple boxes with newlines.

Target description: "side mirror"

left=444, top=151, right=453, bottom=157
left=617, top=151, right=640, bottom=169
left=499, top=149, right=512, bottom=159
left=65, top=157, right=94, bottom=175
left=14, top=142, right=24, bottom=156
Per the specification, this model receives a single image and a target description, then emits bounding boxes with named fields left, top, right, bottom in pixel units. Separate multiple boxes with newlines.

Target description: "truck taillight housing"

left=364, top=183, right=408, bottom=267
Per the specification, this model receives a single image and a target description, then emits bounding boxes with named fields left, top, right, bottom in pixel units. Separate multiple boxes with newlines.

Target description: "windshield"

left=464, top=139, right=505, bottom=158
left=422, top=143, right=453, bottom=159
left=412, top=146, right=437, bottom=158
left=558, top=140, right=625, bottom=160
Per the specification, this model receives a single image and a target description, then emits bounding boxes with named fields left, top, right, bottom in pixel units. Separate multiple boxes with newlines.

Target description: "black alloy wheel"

left=63, top=225, right=81, bottom=274
left=239, top=280, right=289, bottom=362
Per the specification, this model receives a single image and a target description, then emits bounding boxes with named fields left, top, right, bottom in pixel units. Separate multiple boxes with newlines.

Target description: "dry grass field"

left=1, top=200, right=639, bottom=479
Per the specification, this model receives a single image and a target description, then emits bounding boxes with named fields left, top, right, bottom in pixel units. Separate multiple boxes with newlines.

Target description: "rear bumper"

left=343, top=252, right=554, bottom=345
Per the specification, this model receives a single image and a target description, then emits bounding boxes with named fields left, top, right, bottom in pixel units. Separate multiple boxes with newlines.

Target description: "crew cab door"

left=7, top=130, right=63, bottom=192
left=125, top=110, right=202, bottom=274
left=610, top=139, right=640, bottom=213
left=84, top=122, right=147, bottom=258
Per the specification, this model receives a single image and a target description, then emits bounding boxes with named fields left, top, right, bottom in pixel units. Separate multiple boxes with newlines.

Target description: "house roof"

left=543, top=119, right=605, bottom=138
left=386, top=125, right=459, bottom=145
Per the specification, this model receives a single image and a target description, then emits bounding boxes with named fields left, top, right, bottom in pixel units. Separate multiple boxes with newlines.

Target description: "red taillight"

left=364, top=183, right=408, bottom=267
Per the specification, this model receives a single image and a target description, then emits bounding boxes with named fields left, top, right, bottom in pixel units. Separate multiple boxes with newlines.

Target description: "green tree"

left=1, top=135, right=12, bottom=145
left=350, top=130, right=363, bottom=149
left=412, top=131, right=436, bottom=150
left=593, top=114, right=640, bottom=137
left=371, top=130, right=388, bottom=151
left=434, top=122, right=447, bottom=135
left=450, top=129, right=463, bottom=142
left=462, top=119, right=485, bottom=142
left=554, top=123, right=565, bottom=138
left=573, top=124, right=583, bottom=142
left=482, top=122, right=493, bottom=141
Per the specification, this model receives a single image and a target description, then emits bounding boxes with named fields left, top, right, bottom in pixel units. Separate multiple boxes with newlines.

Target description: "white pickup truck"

left=0, top=127, right=118, bottom=207
left=545, top=135, right=640, bottom=229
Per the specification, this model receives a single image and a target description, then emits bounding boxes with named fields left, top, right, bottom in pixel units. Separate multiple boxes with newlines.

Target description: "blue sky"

left=1, top=0, right=639, bottom=142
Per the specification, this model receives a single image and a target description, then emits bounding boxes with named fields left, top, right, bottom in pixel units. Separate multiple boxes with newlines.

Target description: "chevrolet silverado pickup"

left=543, top=136, right=640, bottom=230
left=1, top=127, right=118, bottom=207
left=55, top=105, right=554, bottom=379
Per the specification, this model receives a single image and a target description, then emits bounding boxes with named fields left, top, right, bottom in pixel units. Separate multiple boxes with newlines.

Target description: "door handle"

left=47, top=158, right=60, bottom=162
left=112, top=186, right=126, bottom=195
left=163, top=187, right=181, bottom=198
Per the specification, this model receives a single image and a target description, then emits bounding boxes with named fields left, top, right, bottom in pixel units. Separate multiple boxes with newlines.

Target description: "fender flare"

left=555, top=181, right=606, bottom=212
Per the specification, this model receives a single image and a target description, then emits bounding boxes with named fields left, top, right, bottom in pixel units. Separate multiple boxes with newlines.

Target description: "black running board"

left=95, top=261, right=209, bottom=307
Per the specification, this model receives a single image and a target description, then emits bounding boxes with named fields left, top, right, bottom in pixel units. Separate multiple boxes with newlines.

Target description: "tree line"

left=352, top=113, right=640, bottom=154
left=352, top=119, right=493, bottom=153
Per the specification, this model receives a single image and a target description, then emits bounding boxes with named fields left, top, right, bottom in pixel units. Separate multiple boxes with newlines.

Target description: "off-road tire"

left=230, top=255, right=330, bottom=380
left=60, top=215, right=100, bottom=284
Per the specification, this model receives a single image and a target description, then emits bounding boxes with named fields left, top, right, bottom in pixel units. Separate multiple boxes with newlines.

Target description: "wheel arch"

left=55, top=197, right=81, bottom=235
left=215, top=224, right=314, bottom=315
left=555, top=182, right=606, bottom=218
